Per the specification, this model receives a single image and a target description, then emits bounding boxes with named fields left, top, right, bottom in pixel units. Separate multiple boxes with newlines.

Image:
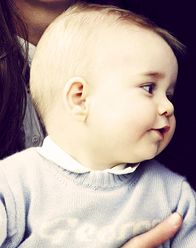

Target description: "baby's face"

left=86, top=25, right=178, bottom=165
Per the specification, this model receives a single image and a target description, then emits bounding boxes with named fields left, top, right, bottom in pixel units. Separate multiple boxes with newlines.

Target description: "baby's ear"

left=63, top=77, right=89, bottom=121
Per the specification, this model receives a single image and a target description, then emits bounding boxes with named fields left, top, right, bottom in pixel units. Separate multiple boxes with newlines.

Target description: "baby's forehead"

left=94, top=24, right=173, bottom=61
left=91, top=25, right=178, bottom=82
left=95, top=22, right=162, bottom=50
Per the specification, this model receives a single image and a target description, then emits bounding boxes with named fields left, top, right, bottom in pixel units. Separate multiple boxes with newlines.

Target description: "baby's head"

left=30, top=3, right=183, bottom=170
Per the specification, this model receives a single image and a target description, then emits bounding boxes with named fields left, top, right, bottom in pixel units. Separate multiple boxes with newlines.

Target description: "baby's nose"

left=158, top=98, right=174, bottom=117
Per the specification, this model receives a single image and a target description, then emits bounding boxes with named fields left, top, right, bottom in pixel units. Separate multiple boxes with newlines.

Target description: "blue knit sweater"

left=0, top=148, right=195, bottom=247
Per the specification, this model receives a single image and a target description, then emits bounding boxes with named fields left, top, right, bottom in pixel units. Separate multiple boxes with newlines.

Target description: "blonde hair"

left=30, top=3, right=184, bottom=124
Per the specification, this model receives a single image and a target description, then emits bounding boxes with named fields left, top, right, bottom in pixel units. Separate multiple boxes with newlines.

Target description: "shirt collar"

left=17, top=36, right=36, bottom=65
left=37, top=136, right=139, bottom=175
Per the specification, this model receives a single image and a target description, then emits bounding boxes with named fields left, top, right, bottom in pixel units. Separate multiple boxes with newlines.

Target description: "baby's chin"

left=156, top=141, right=171, bottom=156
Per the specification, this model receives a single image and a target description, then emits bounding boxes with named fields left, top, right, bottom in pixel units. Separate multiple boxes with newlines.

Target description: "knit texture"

left=0, top=148, right=196, bottom=247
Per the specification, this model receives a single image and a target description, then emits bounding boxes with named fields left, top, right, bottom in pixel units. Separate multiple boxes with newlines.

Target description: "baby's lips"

left=161, top=125, right=170, bottom=134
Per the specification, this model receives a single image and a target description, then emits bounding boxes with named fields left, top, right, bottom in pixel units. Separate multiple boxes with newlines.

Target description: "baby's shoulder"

left=143, top=159, right=184, bottom=179
left=0, top=148, right=44, bottom=178
left=136, top=160, right=196, bottom=213
left=139, top=159, right=186, bottom=193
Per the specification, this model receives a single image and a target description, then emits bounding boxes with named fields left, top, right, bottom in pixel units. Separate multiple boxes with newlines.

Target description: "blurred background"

left=89, top=0, right=196, bottom=189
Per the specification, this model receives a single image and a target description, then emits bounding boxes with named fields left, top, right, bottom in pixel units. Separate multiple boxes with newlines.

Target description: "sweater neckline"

left=50, top=162, right=139, bottom=190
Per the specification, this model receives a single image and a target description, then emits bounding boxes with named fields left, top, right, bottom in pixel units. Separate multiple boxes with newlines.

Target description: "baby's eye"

left=142, top=83, right=156, bottom=94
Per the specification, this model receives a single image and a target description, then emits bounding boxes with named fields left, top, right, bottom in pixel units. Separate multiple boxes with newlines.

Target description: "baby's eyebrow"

left=142, top=71, right=177, bottom=88
left=142, top=71, right=165, bottom=80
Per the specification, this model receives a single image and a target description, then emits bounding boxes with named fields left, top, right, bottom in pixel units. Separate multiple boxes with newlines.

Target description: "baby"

left=0, top=3, right=195, bottom=248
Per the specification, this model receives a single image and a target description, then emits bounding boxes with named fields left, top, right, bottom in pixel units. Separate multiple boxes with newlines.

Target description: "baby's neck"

left=50, top=135, right=138, bottom=171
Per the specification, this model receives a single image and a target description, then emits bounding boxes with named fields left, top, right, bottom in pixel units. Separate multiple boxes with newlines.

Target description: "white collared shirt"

left=17, top=36, right=36, bottom=64
left=37, top=136, right=139, bottom=175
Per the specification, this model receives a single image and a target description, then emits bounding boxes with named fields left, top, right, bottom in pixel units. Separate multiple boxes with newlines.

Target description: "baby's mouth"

left=158, top=126, right=170, bottom=135
left=151, top=126, right=170, bottom=139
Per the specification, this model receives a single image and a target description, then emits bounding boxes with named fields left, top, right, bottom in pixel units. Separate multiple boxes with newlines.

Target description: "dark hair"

left=0, top=0, right=29, bottom=158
